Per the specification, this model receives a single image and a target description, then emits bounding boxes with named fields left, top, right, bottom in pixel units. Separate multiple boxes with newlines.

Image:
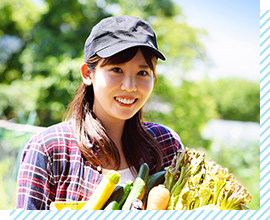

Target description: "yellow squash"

left=81, top=170, right=120, bottom=210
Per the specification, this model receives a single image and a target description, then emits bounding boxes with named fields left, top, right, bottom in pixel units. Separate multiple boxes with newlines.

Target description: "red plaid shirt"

left=16, top=120, right=183, bottom=210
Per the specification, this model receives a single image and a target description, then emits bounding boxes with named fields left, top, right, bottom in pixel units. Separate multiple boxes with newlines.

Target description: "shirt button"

left=97, top=166, right=102, bottom=172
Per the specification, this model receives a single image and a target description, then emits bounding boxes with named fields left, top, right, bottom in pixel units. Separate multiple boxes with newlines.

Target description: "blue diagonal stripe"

left=247, top=210, right=259, bottom=220
left=261, top=26, right=270, bottom=38
left=260, top=35, right=270, bottom=47
left=10, top=210, right=16, bottom=216
left=32, top=210, right=44, bottom=220
left=261, top=71, right=270, bottom=83
left=260, top=169, right=270, bottom=182
left=103, top=211, right=116, bottom=220
left=122, top=211, right=133, bottom=220
left=139, top=210, right=152, bottom=220
left=40, top=210, right=52, bottom=220
left=143, top=210, right=159, bottom=220
left=202, top=210, right=214, bottom=220
left=85, top=210, right=97, bottom=220
left=260, top=11, right=269, bottom=20
left=260, top=115, right=270, bottom=128
left=261, top=124, right=270, bottom=137
left=260, top=143, right=270, bottom=155
left=260, top=133, right=270, bottom=146
left=157, top=211, right=168, bottom=220
left=229, top=210, right=240, bottom=220
left=261, top=154, right=270, bottom=167
left=260, top=79, right=270, bottom=92
left=261, top=195, right=270, bottom=209
left=94, top=211, right=108, bottom=220
left=258, top=205, right=270, bottom=220
left=260, top=17, right=270, bottom=29
left=112, top=211, right=124, bottom=220
left=260, top=177, right=270, bottom=191
left=260, top=88, right=270, bottom=101
left=67, top=210, right=79, bottom=220
left=238, top=210, right=249, bottom=220
left=260, top=61, right=270, bottom=74
left=49, top=210, right=61, bottom=220
left=22, top=210, right=34, bottom=220
left=212, top=210, right=223, bottom=220
left=186, top=210, right=196, bottom=219
left=220, top=210, right=231, bottom=220
left=59, top=210, right=71, bottom=219
left=261, top=53, right=270, bottom=65
left=13, top=210, right=25, bottom=220
left=260, top=107, right=269, bottom=119
left=261, top=98, right=270, bottom=111
left=130, top=211, right=141, bottom=220
left=76, top=210, right=88, bottom=220
left=260, top=43, right=270, bottom=56
left=194, top=210, right=205, bottom=219
left=167, top=210, right=183, bottom=220
left=261, top=181, right=270, bottom=200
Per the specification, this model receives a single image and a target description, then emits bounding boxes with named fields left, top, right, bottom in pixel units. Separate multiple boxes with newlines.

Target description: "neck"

left=93, top=112, right=125, bottom=146
left=92, top=110, right=130, bottom=169
left=104, top=120, right=125, bottom=145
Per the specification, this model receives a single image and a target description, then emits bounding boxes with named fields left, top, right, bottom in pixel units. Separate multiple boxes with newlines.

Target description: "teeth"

left=116, top=97, right=136, bottom=104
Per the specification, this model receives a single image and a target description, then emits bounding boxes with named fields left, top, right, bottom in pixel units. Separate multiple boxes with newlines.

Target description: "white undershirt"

left=102, top=168, right=136, bottom=183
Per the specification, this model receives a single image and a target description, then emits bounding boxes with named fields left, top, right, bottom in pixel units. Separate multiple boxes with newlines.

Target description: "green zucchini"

left=121, top=163, right=149, bottom=210
left=104, top=201, right=120, bottom=210
left=103, top=180, right=133, bottom=210
left=141, top=170, right=166, bottom=207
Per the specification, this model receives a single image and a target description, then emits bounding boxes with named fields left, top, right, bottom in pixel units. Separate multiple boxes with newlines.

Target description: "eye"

left=138, top=70, right=150, bottom=76
left=111, top=67, right=122, bottom=73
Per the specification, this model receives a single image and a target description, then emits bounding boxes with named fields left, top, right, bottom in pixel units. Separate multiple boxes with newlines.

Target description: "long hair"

left=66, top=46, right=163, bottom=175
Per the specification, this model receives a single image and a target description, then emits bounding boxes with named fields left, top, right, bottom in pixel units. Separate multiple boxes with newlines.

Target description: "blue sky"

left=173, top=0, right=260, bottom=81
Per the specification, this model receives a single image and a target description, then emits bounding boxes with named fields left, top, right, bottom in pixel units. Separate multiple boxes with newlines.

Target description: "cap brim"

left=96, top=42, right=166, bottom=61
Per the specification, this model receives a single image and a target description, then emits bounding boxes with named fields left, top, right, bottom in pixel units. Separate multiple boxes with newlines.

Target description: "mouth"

left=115, top=97, right=137, bottom=105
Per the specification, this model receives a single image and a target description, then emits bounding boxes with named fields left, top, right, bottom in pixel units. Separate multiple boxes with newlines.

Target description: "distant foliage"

left=0, top=0, right=259, bottom=147
left=201, top=78, right=260, bottom=123
left=147, top=77, right=259, bottom=149
left=0, top=0, right=260, bottom=210
left=0, top=0, right=206, bottom=127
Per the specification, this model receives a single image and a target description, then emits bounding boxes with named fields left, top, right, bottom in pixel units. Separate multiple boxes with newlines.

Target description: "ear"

left=80, top=62, right=93, bottom=86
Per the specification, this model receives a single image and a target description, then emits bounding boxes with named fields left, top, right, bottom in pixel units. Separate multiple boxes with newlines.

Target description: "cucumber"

left=104, top=201, right=120, bottom=210
left=103, top=180, right=133, bottom=210
left=142, top=170, right=167, bottom=206
left=122, top=163, right=149, bottom=210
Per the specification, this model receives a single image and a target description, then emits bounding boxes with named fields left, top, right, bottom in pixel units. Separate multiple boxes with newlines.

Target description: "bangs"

left=99, top=46, right=157, bottom=75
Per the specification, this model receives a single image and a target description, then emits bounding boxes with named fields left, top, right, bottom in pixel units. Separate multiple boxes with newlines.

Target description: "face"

left=85, top=49, right=155, bottom=124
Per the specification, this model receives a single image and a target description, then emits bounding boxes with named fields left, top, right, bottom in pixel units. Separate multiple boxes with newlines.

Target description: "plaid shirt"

left=16, top=120, right=183, bottom=210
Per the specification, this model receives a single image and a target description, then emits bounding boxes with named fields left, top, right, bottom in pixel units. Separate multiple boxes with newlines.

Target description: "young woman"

left=16, top=15, right=183, bottom=210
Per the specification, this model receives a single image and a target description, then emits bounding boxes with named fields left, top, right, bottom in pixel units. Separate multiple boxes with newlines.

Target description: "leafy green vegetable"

left=164, top=148, right=252, bottom=210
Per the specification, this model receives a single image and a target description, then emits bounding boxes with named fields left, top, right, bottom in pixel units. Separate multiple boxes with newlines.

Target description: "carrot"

left=146, top=184, right=170, bottom=210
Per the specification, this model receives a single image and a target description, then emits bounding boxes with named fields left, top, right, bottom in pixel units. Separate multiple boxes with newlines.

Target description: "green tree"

left=146, top=76, right=218, bottom=149
left=0, top=0, right=207, bottom=128
left=0, top=0, right=112, bottom=126
left=201, top=78, right=260, bottom=122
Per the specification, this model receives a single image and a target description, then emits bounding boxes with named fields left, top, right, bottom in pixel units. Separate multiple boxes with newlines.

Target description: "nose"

left=121, top=75, right=137, bottom=92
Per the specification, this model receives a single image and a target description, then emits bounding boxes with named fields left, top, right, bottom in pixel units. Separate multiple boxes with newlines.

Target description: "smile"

left=115, top=97, right=137, bottom=105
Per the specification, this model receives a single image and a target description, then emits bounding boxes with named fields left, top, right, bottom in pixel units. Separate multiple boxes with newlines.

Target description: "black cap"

left=84, top=15, right=166, bottom=61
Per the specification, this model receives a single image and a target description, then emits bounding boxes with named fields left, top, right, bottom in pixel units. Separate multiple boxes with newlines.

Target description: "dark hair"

left=66, top=46, right=163, bottom=175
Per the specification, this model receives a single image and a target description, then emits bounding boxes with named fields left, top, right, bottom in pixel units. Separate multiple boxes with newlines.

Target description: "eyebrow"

left=139, top=64, right=150, bottom=69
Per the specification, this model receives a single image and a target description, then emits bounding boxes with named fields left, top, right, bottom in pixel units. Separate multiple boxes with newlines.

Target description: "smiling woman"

left=16, top=15, right=183, bottom=210
left=76, top=47, right=159, bottom=172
